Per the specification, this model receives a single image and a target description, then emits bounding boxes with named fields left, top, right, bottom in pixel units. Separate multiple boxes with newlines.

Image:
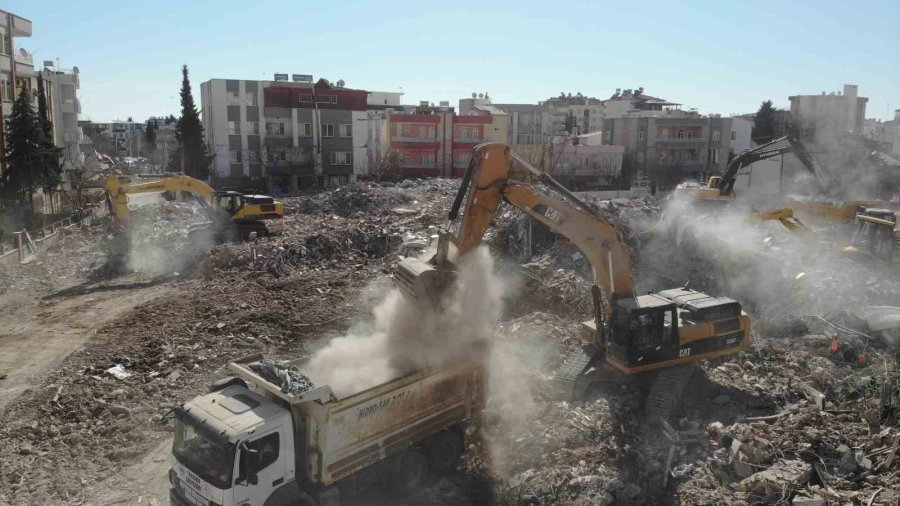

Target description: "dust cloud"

left=124, top=199, right=215, bottom=276
left=637, top=198, right=900, bottom=333
left=302, top=246, right=508, bottom=397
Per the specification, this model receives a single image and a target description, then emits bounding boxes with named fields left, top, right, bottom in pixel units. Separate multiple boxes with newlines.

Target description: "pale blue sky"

left=10, top=0, right=899, bottom=122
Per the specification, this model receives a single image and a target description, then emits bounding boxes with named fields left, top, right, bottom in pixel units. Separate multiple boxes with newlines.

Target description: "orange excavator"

left=395, top=143, right=753, bottom=418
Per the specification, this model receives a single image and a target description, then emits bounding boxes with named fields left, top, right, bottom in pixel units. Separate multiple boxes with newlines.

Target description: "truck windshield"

left=173, top=413, right=235, bottom=489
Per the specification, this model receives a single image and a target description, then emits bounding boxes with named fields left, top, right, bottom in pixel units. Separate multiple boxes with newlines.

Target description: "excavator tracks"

left=552, top=346, right=597, bottom=401
left=645, top=365, right=695, bottom=422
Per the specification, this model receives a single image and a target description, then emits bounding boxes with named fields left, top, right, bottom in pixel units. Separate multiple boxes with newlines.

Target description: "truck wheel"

left=427, top=430, right=462, bottom=474
left=392, top=449, right=428, bottom=492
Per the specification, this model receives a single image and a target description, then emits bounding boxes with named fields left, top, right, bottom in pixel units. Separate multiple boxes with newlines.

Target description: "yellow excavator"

left=103, top=173, right=284, bottom=240
left=842, top=207, right=898, bottom=266
left=395, top=143, right=752, bottom=419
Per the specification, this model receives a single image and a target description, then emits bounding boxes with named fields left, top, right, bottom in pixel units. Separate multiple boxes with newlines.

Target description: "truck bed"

left=227, top=354, right=486, bottom=485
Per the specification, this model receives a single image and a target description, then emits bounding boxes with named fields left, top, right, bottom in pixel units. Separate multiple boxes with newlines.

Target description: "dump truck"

left=169, top=354, right=486, bottom=506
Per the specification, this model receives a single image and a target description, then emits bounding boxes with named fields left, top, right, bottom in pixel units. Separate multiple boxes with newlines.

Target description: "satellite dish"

left=73, top=66, right=80, bottom=74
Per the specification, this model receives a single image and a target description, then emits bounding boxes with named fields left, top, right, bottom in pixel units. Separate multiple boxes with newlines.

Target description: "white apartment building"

left=0, top=9, right=35, bottom=174
left=789, top=84, right=868, bottom=143
left=40, top=65, right=84, bottom=174
left=201, top=74, right=402, bottom=192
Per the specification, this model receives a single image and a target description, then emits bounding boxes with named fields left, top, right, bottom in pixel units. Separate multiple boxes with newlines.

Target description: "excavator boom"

left=395, top=143, right=634, bottom=315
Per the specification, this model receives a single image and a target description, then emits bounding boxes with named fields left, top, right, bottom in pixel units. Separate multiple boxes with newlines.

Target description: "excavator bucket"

left=394, top=257, right=457, bottom=309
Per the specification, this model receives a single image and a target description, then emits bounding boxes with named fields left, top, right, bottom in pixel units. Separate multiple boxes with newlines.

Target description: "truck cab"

left=170, top=384, right=297, bottom=506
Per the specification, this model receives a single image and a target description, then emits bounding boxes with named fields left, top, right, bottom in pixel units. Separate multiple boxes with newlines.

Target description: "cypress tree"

left=168, top=65, right=212, bottom=179
left=1, top=86, right=45, bottom=209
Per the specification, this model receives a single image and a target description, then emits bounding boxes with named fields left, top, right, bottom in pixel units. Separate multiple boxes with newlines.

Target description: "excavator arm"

left=717, top=134, right=821, bottom=196
left=104, top=174, right=214, bottom=230
left=396, top=142, right=635, bottom=315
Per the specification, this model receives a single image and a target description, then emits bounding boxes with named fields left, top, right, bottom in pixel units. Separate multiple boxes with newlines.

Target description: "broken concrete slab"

left=737, top=459, right=812, bottom=499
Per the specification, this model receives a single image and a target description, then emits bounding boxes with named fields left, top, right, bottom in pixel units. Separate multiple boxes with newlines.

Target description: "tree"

left=35, top=75, right=63, bottom=213
left=1, top=86, right=46, bottom=211
left=164, top=114, right=177, bottom=125
left=752, top=100, right=777, bottom=144
left=167, top=65, right=212, bottom=179
left=144, top=119, right=157, bottom=157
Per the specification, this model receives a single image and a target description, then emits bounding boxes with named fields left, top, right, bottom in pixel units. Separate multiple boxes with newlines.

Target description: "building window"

left=246, top=93, right=258, bottom=106
left=266, top=122, right=285, bottom=135
left=299, top=94, right=313, bottom=103
left=331, top=151, right=351, bottom=165
left=710, top=149, right=719, bottom=163
left=247, top=150, right=259, bottom=162
left=638, top=129, right=645, bottom=141
left=299, top=123, right=312, bottom=137
left=322, top=124, right=335, bottom=137
left=731, top=131, right=737, bottom=140
left=686, top=131, right=693, bottom=140
left=677, top=129, right=685, bottom=139
left=605, top=130, right=612, bottom=142
left=246, top=121, right=259, bottom=135
left=229, top=150, right=243, bottom=163
left=712, top=129, right=720, bottom=141
left=339, top=124, right=352, bottom=137
left=0, top=34, right=10, bottom=55
left=315, top=94, right=337, bottom=104
left=228, top=121, right=241, bottom=134
left=268, top=150, right=287, bottom=162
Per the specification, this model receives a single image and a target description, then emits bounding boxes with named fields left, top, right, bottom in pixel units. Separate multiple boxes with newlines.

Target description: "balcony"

left=454, top=137, right=484, bottom=143
left=14, top=48, right=33, bottom=67
left=659, top=160, right=704, bottom=173
left=12, top=15, right=33, bottom=37
left=61, top=98, right=81, bottom=114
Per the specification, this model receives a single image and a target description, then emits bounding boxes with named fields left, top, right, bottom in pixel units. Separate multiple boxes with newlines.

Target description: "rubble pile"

left=293, top=181, right=416, bottom=217
left=4, top=176, right=900, bottom=505
left=249, top=359, right=315, bottom=394
left=0, top=223, right=109, bottom=293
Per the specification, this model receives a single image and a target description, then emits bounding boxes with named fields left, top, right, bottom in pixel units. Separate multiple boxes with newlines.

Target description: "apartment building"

left=789, top=84, right=868, bottom=143
left=602, top=87, right=684, bottom=118
left=40, top=65, right=83, bottom=173
left=495, top=92, right=605, bottom=145
left=90, top=119, right=146, bottom=155
left=602, top=115, right=751, bottom=188
left=201, top=76, right=399, bottom=191
left=368, top=100, right=508, bottom=179
left=0, top=9, right=36, bottom=174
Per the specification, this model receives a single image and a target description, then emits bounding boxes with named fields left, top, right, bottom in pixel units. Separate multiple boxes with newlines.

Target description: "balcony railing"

left=393, top=136, right=439, bottom=142
left=656, top=136, right=704, bottom=143
left=454, top=137, right=484, bottom=143
left=659, top=160, right=704, bottom=172
left=14, top=49, right=33, bottom=66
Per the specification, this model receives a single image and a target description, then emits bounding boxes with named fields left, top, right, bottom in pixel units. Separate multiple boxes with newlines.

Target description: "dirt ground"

left=1, top=180, right=898, bottom=505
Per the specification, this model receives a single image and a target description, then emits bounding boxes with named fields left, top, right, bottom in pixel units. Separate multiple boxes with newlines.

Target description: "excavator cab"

left=607, top=296, right=679, bottom=369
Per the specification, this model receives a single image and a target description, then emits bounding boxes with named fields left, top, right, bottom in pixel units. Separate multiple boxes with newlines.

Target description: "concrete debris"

left=249, top=359, right=315, bottom=395
left=105, top=364, right=131, bottom=380
left=737, top=459, right=813, bottom=499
